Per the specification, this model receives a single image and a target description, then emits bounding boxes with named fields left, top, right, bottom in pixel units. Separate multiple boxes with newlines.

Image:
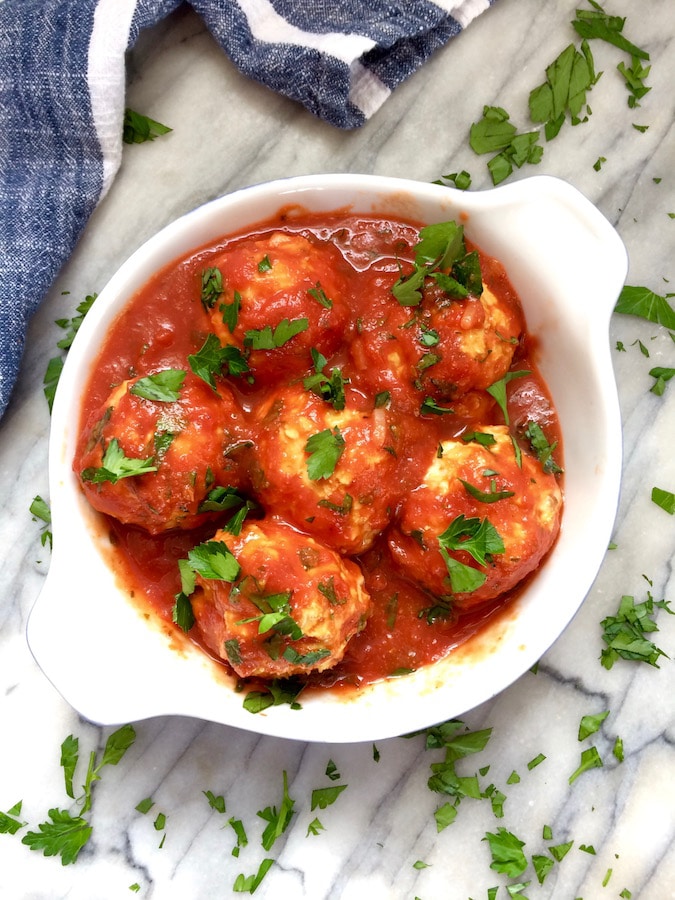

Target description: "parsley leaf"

left=123, top=108, right=172, bottom=144
left=482, top=827, right=528, bottom=878
left=30, top=495, right=53, bottom=549
left=307, top=283, right=333, bottom=309
left=22, top=809, right=92, bottom=866
left=233, top=859, right=274, bottom=894
left=188, top=333, right=249, bottom=388
left=310, top=784, right=348, bottom=811
left=244, top=317, right=309, bottom=350
left=305, top=427, right=345, bottom=480
left=392, top=220, right=483, bottom=306
left=524, top=421, right=563, bottom=474
left=242, top=678, right=304, bottom=713
left=129, top=369, right=186, bottom=403
left=303, top=347, right=348, bottom=410
left=187, top=540, right=241, bottom=583
left=614, top=285, right=675, bottom=329
left=81, top=438, right=157, bottom=484
left=568, top=746, right=603, bottom=784
left=486, top=370, right=530, bottom=425
left=652, top=487, right=675, bottom=514
left=200, top=267, right=224, bottom=309
left=438, top=515, right=504, bottom=594
left=258, top=770, right=295, bottom=851
left=55, top=294, right=98, bottom=350
left=578, top=710, right=610, bottom=740
left=459, top=478, right=515, bottom=504
left=600, top=592, right=673, bottom=669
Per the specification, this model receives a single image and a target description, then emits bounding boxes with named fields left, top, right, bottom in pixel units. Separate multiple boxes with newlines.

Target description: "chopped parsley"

left=438, top=514, right=505, bottom=594
left=200, top=267, right=224, bottom=309
left=129, top=369, right=186, bottom=403
left=188, top=333, right=249, bottom=387
left=122, top=108, right=172, bottom=144
left=30, top=495, right=52, bottom=549
left=486, top=370, right=530, bottom=425
left=524, top=421, right=563, bottom=474
left=392, top=220, right=483, bottom=307
left=482, top=827, right=528, bottom=878
left=614, top=284, right=675, bottom=329
left=310, top=784, right=347, bottom=811
left=244, top=317, right=308, bottom=350
left=80, top=438, right=157, bottom=484
left=600, top=592, right=673, bottom=669
left=305, top=427, right=345, bottom=481
left=307, top=283, right=333, bottom=309
left=303, top=347, right=348, bottom=410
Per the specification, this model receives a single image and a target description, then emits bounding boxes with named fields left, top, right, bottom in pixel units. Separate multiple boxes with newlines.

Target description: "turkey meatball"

left=75, top=371, right=248, bottom=533
left=250, top=383, right=402, bottom=555
left=388, top=425, right=562, bottom=608
left=204, top=231, right=352, bottom=385
left=191, top=519, right=371, bottom=678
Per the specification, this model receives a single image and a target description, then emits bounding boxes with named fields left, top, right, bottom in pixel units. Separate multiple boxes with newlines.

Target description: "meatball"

left=412, top=278, right=524, bottom=400
left=75, top=370, right=248, bottom=533
left=388, top=426, right=562, bottom=608
left=204, top=231, right=353, bottom=385
left=250, top=383, right=402, bottom=555
left=349, top=254, right=524, bottom=412
left=191, top=519, right=371, bottom=678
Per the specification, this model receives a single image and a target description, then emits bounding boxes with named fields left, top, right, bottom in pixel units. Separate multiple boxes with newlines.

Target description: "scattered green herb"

left=200, top=267, right=224, bottom=309
left=244, top=318, right=309, bottom=350
left=129, top=369, right=186, bottom=403
left=305, top=427, right=345, bottom=480
left=651, top=486, right=675, bottom=514
left=438, top=514, right=505, bottom=594
left=30, top=495, right=53, bottom=549
left=123, top=108, right=172, bottom=144
left=600, top=592, right=673, bottom=669
left=568, top=746, right=603, bottom=784
left=578, top=710, right=610, bottom=740
left=81, top=438, right=157, bottom=484
left=188, top=333, right=249, bottom=387
left=482, top=826, right=528, bottom=878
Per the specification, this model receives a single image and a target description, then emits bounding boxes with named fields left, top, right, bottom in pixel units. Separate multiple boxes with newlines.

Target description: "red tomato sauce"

left=76, top=209, right=564, bottom=694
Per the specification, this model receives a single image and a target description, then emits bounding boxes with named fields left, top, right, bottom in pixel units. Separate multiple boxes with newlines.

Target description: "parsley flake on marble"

left=578, top=710, right=610, bottom=740
left=30, top=495, right=53, bottom=549
left=259, top=770, right=295, bottom=851
left=310, top=784, right=347, bottom=811
left=614, top=284, right=675, bottom=329
left=651, top=486, right=675, bottom=514
left=482, top=826, right=528, bottom=877
left=600, top=592, right=673, bottom=669
left=44, top=293, right=97, bottom=412
left=568, top=746, right=603, bottom=784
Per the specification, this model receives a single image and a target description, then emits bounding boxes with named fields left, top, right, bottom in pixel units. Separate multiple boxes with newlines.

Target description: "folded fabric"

left=0, top=0, right=495, bottom=421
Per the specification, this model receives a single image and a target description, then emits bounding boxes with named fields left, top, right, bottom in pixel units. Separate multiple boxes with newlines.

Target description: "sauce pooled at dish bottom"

left=73, top=210, right=563, bottom=693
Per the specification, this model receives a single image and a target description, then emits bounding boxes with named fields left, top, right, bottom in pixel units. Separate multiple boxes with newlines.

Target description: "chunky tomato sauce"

left=75, top=209, right=563, bottom=695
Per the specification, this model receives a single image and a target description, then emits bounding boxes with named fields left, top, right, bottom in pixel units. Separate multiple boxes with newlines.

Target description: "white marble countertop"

left=2, top=0, right=675, bottom=897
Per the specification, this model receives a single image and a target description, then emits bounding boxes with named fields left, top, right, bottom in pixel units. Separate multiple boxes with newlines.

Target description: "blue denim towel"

left=0, top=0, right=494, bottom=420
